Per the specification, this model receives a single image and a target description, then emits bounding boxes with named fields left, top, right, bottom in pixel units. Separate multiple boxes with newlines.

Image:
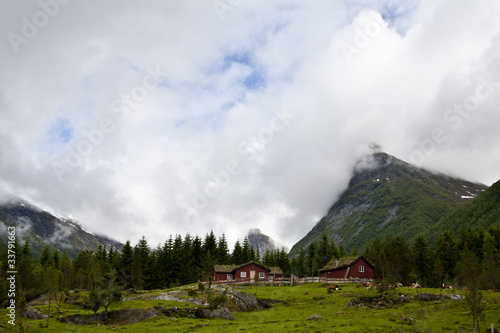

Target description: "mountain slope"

left=427, top=178, right=500, bottom=239
left=289, top=152, right=486, bottom=256
left=0, top=198, right=123, bottom=259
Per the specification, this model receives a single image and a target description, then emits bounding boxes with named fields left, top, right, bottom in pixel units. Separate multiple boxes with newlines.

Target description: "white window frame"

left=359, top=264, right=365, bottom=273
left=259, top=272, right=265, bottom=279
left=240, top=271, right=247, bottom=278
left=227, top=274, right=233, bottom=280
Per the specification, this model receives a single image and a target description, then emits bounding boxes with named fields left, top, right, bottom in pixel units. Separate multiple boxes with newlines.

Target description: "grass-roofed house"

left=213, top=261, right=283, bottom=284
left=319, top=256, right=374, bottom=281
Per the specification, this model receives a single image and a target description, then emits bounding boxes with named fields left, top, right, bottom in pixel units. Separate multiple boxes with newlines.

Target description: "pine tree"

left=191, top=236, right=203, bottom=281
left=217, top=234, right=230, bottom=264
left=413, top=234, right=430, bottom=286
left=242, top=237, right=251, bottom=263
left=179, top=234, right=194, bottom=285
left=120, top=241, right=133, bottom=287
left=306, top=241, right=318, bottom=276
left=298, top=247, right=307, bottom=277
left=158, top=237, right=173, bottom=288
left=170, top=235, right=184, bottom=285
left=262, top=249, right=273, bottom=267
left=203, top=231, right=218, bottom=258
left=277, top=247, right=291, bottom=276
left=435, top=230, right=458, bottom=282
left=482, top=231, right=499, bottom=290
left=132, top=236, right=151, bottom=289
left=39, top=245, right=51, bottom=267
left=232, top=240, right=244, bottom=265
left=52, top=249, right=60, bottom=268
left=59, top=251, right=73, bottom=290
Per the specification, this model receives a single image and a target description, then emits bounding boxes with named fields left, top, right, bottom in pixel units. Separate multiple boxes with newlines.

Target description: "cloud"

left=1, top=0, right=500, bottom=249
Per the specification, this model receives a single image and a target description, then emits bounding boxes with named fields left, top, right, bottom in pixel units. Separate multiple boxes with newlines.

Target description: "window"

left=240, top=271, right=247, bottom=278
left=259, top=272, right=265, bottom=279
left=227, top=274, right=233, bottom=280
left=359, top=265, right=365, bottom=273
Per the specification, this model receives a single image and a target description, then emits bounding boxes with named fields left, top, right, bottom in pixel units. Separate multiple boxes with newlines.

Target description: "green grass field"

left=3, top=284, right=500, bottom=332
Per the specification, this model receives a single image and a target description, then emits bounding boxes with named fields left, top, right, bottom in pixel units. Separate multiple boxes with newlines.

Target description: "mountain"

left=427, top=178, right=500, bottom=239
left=289, top=152, right=487, bottom=256
left=0, top=197, right=123, bottom=259
left=247, top=228, right=278, bottom=255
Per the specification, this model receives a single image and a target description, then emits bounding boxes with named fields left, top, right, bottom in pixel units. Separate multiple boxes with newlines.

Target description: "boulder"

left=23, top=307, right=48, bottom=320
left=306, top=315, right=323, bottom=320
left=415, top=293, right=463, bottom=301
left=59, top=308, right=162, bottom=325
left=233, top=291, right=258, bottom=311
left=196, top=307, right=234, bottom=320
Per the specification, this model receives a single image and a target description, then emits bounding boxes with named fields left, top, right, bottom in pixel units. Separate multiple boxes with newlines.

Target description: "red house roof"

left=318, top=256, right=374, bottom=273
left=213, top=261, right=272, bottom=274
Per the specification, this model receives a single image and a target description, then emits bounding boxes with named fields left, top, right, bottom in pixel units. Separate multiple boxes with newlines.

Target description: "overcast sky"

left=1, top=0, right=500, bottom=249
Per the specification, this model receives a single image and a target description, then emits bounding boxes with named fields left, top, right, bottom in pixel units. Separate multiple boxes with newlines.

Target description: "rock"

left=400, top=317, right=415, bottom=325
left=415, top=293, right=463, bottom=301
left=306, top=315, right=322, bottom=320
left=24, top=307, right=48, bottom=320
left=347, top=299, right=364, bottom=307
left=196, top=307, right=234, bottom=320
left=233, top=291, right=258, bottom=311
left=59, top=308, right=162, bottom=325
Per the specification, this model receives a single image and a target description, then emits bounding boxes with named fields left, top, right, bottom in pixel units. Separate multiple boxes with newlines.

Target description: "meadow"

left=2, top=283, right=500, bottom=332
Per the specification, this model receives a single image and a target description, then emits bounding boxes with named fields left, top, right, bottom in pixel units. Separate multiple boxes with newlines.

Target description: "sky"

left=1, top=0, right=500, bottom=249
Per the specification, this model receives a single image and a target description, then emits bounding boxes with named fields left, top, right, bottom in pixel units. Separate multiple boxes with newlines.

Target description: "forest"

left=1, top=225, right=499, bottom=308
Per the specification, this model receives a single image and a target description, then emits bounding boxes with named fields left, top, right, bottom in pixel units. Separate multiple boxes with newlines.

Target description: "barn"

left=319, top=256, right=374, bottom=281
left=213, top=261, right=283, bottom=283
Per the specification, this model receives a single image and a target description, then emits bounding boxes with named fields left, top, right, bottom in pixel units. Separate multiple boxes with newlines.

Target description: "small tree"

left=43, top=266, right=61, bottom=327
left=459, top=250, right=485, bottom=332
left=98, top=269, right=122, bottom=322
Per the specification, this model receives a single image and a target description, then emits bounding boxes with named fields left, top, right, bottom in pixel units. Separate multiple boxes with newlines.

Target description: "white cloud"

left=1, top=0, right=500, bottom=249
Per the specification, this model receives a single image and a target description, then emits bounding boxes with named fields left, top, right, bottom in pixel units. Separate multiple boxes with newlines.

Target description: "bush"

left=206, top=292, right=227, bottom=309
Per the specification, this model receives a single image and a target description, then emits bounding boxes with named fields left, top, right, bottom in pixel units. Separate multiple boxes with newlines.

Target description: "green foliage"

left=205, top=290, right=227, bottom=310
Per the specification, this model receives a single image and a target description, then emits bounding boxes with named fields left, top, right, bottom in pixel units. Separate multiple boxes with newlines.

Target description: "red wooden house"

left=213, top=261, right=283, bottom=283
left=319, top=256, right=374, bottom=280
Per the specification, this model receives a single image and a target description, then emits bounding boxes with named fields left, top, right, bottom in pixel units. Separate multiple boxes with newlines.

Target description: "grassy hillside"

left=4, top=283, right=500, bottom=332
left=290, top=153, right=486, bottom=256
left=428, top=179, right=500, bottom=241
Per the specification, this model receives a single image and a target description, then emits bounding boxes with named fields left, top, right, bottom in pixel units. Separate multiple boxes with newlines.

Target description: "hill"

left=0, top=197, right=123, bottom=259
left=289, top=152, right=486, bottom=256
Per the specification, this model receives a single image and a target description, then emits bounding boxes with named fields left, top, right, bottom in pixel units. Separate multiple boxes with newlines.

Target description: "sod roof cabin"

left=213, top=261, right=283, bottom=283
left=318, top=256, right=374, bottom=280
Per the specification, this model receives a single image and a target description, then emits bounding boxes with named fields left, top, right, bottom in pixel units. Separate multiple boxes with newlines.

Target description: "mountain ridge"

left=0, top=197, right=123, bottom=259
left=289, top=152, right=487, bottom=256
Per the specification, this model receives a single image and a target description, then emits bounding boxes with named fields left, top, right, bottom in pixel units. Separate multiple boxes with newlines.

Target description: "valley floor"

left=2, top=283, right=500, bottom=332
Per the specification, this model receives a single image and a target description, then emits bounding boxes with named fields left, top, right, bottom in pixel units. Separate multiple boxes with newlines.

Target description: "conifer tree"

left=242, top=237, right=251, bottom=263
left=232, top=240, right=244, bottom=265
left=203, top=231, right=218, bottom=257
left=306, top=241, right=318, bottom=276
left=51, top=249, right=60, bottom=268
left=435, top=230, right=458, bottom=281
left=412, top=234, right=430, bottom=286
left=217, top=234, right=230, bottom=264
left=59, top=251, right=73, bottom=290
left=482, top=231, right=499, bottom=290
left=120, top=240, right=133, bottom=287
left=191, top=236, right=203, bottom=281
left=39, top=245, right=51, bottom=267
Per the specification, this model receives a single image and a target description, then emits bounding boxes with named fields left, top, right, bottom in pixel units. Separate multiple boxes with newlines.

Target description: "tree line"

left=1, top=225, right=499, bottom=309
